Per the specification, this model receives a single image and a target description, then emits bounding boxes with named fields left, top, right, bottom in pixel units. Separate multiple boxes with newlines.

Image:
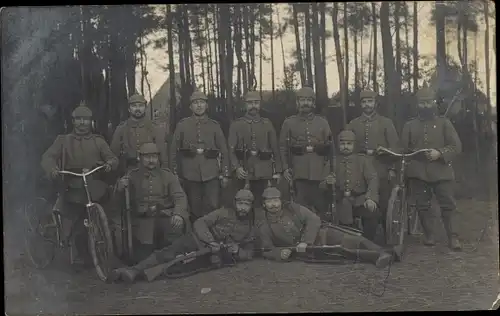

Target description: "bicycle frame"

left=58, top=165, right=105, bottom=208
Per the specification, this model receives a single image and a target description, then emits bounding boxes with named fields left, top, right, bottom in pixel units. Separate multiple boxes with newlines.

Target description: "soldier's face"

left=339, top=140, right=355, bottom=155
left=141, top=153, right=159, bottom=169
left=191, top=99, right=208, bottom=116
left=235, top=200, right=252, bottom=217
left=297, top=97, right=314, bottom=113
left=73, top=116, right=92, bottom=134
left=245, top=100, right=261, bottom=115
left=361, top=98, right=376, bottom=114
left=263, top=197, right=282, bottom=214
left=417, top=99, right=436, bottom=117
left=129, top=102, right=147, bottom=119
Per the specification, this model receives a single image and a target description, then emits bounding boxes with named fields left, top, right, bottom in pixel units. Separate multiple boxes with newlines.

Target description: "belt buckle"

left=306, top=145, right=314, bottom=153
left=196, top=148, right=204, bottom=154
left=366, top=149, right=374, bottom=156
left=250, top=150, right=258, bottom=156
left=344, top=190, right=352, bottom=197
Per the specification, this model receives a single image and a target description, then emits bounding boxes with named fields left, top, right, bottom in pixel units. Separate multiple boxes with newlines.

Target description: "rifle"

left=328, top=135, right=338, bottom=225
left=286, top=130, right=295, bottom=202
left=123, top=183, right=133, bottom=259
left=242, top=141, right=250, bottom=189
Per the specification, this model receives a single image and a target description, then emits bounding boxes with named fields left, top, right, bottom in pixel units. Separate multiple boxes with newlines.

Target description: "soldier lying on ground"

left=319, top=130, right=380, bottom=242
left=41, top=103, right=118, bottom=267
left=109, top=188, right=257, bottom=283
left=111, top=143, right=189, bottom=264
left=256, top=187, right=401, bottom=268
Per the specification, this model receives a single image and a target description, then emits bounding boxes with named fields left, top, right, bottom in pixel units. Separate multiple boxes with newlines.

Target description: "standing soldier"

left=401, top=87, right=462, bottom=250
left=228, top=91, right=282, bottom=205
left=280, top=86, right=333, bottom=220
left=169, top=91, right=230, bottom=220
left=41, top=103, right=119, bottom=266
left=111, top=93, right=168, bottom=174
left=346, top=90, right=399, bottom=241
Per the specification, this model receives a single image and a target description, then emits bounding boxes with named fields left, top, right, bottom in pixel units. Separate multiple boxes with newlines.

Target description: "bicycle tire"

left=23, top=197, right=57, bottom=269
left=87, top=203, right=114, bottom=282
left=385, top=186, right=408, bottom=246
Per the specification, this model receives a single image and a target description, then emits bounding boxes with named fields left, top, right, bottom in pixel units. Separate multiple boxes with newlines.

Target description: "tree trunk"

left=343, top=3, right=349, bottom=100
left=304, top=5, right=314, bottom=88
left=457, top=21, right=463, bottom=67
left=484, top=0, right=492, bottom=127
left=199, top=32, right=207, bottom=94
left=412, top=1, right=418, bottom=92
left=270, top=4, right=275, bottom=99
left=380, top=2, right=397, bottom=124
left=167, top=5, right=177, bottom=132
left=217, top=5, right=226, bottom=100
left=404, top=3, right=412, bottom=92
left=395, top=2, right=402, bottom=84
left=223, top=4, right=234, bottom=118
left=277, top=8, right=287, bottom=91
left=372, top=2, right=378, bottom=93
left=235, top=5, right=243, bottom=99
left=332, top=3, right=347, bottom=127
left=243, top=5, right=251, bottom=92
left=139, top=35, right=145, bottom=96
left=250, top=5, right=257, bottom=91
left=354, top=30, right=359, bottom=92
left=312, top=3, right=322, bottom=103
left=319, top=3, right=328, bottom=95
left=367, top=28, right=373, bottom=90
left=435, top=1, right=447, bottom=80
left=206, top=9, right=215, bottom=95
left=292, top=5, right=306, bottom=86
left=259, top=5, right=263, bottom=98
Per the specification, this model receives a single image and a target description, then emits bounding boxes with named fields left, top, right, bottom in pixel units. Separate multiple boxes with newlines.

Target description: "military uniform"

left=110, top=189, right=256, bottom=283
left=401, top=88, right=462, bottom=250
left=169, top=92, right=230, bottom=219
left=346, top=90, right=399, bottom=237
left=228, top=92, right=282, bottom=205
left=279, top=87, right=333, bottom=217
left=110, top=94, right=168, bottom=172
left=256, top=187, right=395, bottom=267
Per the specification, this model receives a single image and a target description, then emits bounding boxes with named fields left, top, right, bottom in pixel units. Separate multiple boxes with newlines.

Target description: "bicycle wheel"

left=86, top=203, right=114, bottom=282
left=385, top=185, right=408, bottom=246
left=23, top=197, right=58, bottom=268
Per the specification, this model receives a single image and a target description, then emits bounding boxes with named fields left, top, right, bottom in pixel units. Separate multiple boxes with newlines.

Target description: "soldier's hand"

left=283, top=169, right=293, bottom=182
left=227, top=243, right=239, bottom=254
left=236, top=167, right=248, bottom=180
left=220, top=176, right=229, bottom=188
left=388, top=170, right=396, bottom=182
left=118, top=177, right=129, bottom=190
left=280, top=248, right=293, bottom=260
left=103, top=163, right=112, bottom=172
left=50, top=167, right=60, bottom=179
left=296, top=242, right=308, bottom=253
left=272, top=173, right=281, bottom=184
left=209, top=242, right=221, bottom=253
left=325, top=173, right=336, bottom=185
left=364, top=199, right=377, bottom=212
left=170, top=215, right=184, bottom=230
left=426, top=149, right=441, bottom=161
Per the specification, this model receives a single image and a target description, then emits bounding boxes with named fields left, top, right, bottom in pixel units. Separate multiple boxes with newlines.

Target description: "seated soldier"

left=320, top=130, right=380, bottom=241
left=110, top=188, right=257, bottom=283
left=41, top=104, right=118, bottom=267
left=256, top=187, right=401, bottom=268
left=112, top=143, right=189, bottom=263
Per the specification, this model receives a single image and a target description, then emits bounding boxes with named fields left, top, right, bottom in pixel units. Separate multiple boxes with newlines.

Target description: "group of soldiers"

left=40, top=84, right=463, bottom=283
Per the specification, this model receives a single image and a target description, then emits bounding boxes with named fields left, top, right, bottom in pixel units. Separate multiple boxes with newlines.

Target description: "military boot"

left=114, top=252, right=161, bottom=283
left=418, top=210, right=436, bottom=246
left=441, top=211, right=462, bottom=251
left=350, top=249, right=393, bottom=269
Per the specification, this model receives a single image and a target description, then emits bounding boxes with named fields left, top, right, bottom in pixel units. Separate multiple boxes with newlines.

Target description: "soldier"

left=41, top=103, right=119, bottom=266
left=110, top=93, right=168, bottom=174
left=346, top=90, right=399, bottom=241
left=169, top=91, right=230, bottom=220
left=110, top=188, right=256, bottom=283
left=320, top=130, right=380, bottom=241
left=256, top=187, right=399, bottom=268
left=401, top=87, right=462, bottom=251
left=228, top=91, right=282, bottom=205
left=280, top=86, right=333, bottom=220
left=113, top=143, right=189, bottom=263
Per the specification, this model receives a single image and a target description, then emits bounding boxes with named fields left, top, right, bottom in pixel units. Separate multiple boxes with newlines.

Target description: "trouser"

left=295, top=179, right=329, bottom=220
left=184, top=179, right=220, bottom=220
left=236, top=179, right=269, bottom=206
left=351, top=206, right=380, bottom=242
left=377, top=175, right=393, bottom=242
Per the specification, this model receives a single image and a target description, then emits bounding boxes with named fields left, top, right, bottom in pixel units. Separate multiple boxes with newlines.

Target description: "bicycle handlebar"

left=377, top=147, right=432, bottom=158
left=58, top=165, right=105, bottom=177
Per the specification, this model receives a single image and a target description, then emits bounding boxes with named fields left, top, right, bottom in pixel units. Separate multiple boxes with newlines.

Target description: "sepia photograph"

left=2, top=2, right=498, bottom=314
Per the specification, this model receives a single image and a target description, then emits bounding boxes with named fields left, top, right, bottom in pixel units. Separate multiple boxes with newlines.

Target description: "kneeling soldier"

left=320, top=130, right=380, bottom=241
left=257, top=187, right=399, bottom=268
left=112, top=143, right=189, bottom=263
left=110, top=188, right=256, bottom=283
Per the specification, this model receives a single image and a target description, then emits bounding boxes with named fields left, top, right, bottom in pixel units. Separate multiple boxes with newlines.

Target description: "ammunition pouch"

left=314, top=144, right=331, bottom=156
left=204, top=149, right=220, bottom=159
left=179, top=148, right=196, bottom=158
left=290, top=145, right=305, bottom=156
left=257, top=150, right=273, bottom=160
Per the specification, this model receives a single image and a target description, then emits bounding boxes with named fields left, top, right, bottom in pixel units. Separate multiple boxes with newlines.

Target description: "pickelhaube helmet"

left=244, top=91, right=261, bottom=102
left=138, top=143, right=160, bottom=155
left=128, top=94, right=147, bottom=104
left=416, top=87, right=436, bottom=101
left=338, top=130, right=356, bottom=142
left=262, top=187, right=281, bottom=199
left=235, top=189, right=255, bottom=202
left=190, top=91, right=208, bottom=102
left=72, top=102, right=93, bottom=118
left=359, top=90, right=377, bottom=99
left=296, top=86, right=315, bottom=99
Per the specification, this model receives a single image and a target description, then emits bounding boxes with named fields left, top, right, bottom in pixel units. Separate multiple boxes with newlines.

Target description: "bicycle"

left=376, top=147, right=431, bottom=247
left=23, top=165, right=114, bottom=282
